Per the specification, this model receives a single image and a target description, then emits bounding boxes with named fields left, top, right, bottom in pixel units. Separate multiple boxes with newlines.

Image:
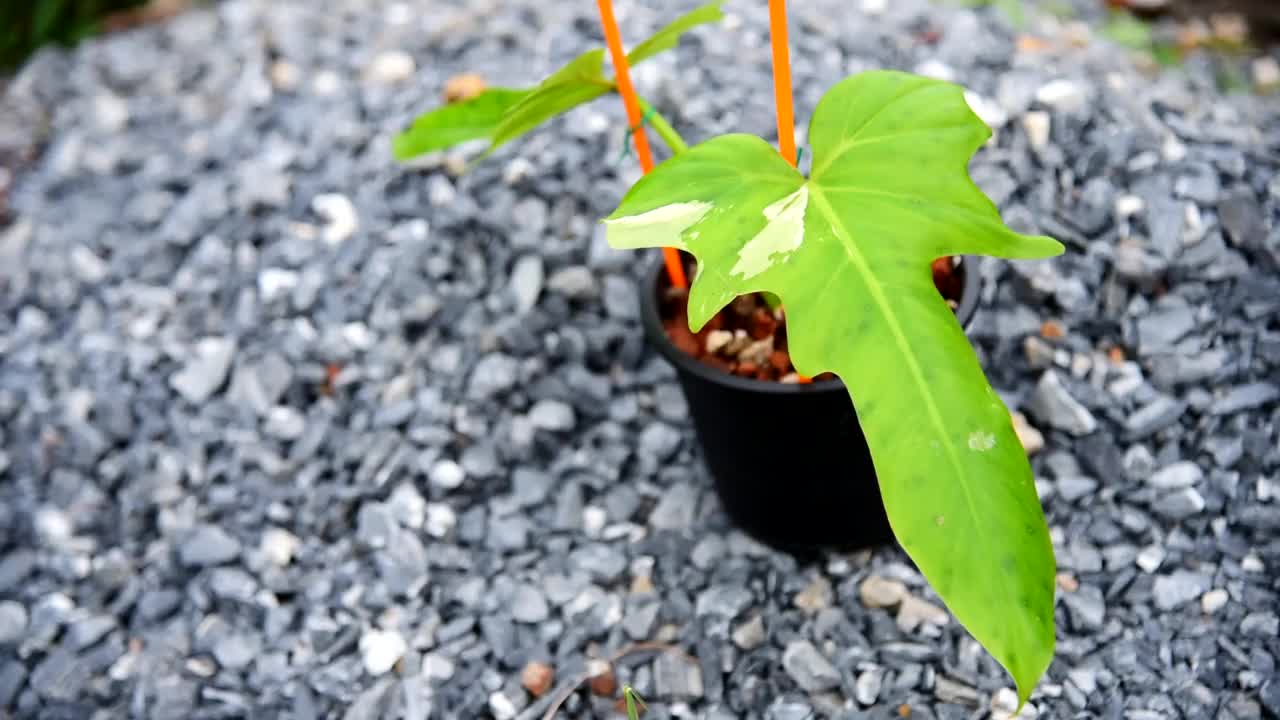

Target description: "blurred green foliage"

left=1, top=0, right=148, bottom=70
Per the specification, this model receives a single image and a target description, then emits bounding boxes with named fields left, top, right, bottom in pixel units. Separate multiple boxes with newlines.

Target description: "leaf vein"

left=820, top=81, right=939, bottom=176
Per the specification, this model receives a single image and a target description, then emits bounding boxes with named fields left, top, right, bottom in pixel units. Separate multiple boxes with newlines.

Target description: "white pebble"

left=270, top=61, right=299, bottom=91
left=313, top=70, right=342, bottom=96
left=488, top=691, right=518, bottom=720
left=1258, top=477, right=1277, bottom=502
left=1135, top=545, right=1165, bottom=574
left=71, top=246, right=108, bottom=283
left=341, top=322, right=373, bottom=350
left=388, top=483, right=426, bottom=529
left=258, top=268, right=299, bottom=302
left=917, top=60, right=956, bottom=83
left=1035, top=79, right=1087, bottom=113
left=965, top=90, right=1008, bottom=129
left=312, top=193, right=359, bottom=245
left=369, top=51, right=416, bottom=84
left=424, top=503, right=457, bottom=538
left=503, top=158, right=534, bottom=185
left=991, top=688, right=1039, bottom=719
left=360, top=629, right=407, bottom=675
left=385, top=3, right=413, bottom=26
left=583, top=506, right=607, bottom=537
left=1252, top=56, right=1280, bottom=90
left=35, top=508, right=72, bottom=546
left=429, top=460, right=466, bottom=490
left=705, top=330, right=734, bottom=355
left=1201, top=589, right=1229, bottom=614
left=94, top=94, right=130, bottom=133
left=1115, top=194, right=1144, bottom=219
left=1022, top=111, right=1051, bottom=151
left=260, top=528, right=300, bottom=567
left=421, top=652, right=455, bottom=681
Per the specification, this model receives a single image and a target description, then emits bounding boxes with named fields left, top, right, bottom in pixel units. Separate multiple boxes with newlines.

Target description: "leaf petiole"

left=638, top=98, right=689, bottom=155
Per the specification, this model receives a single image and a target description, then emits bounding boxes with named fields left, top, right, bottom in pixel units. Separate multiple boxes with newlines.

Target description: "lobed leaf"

left=627, top=1, right=725, bottom=66
left=391, top=88, right=530, bottom=160
left=605, top=70, right=1062, bottom=706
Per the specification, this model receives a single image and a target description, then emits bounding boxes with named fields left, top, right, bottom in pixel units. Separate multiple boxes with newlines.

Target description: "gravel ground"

left=1, top=0, right=1278, bottom=718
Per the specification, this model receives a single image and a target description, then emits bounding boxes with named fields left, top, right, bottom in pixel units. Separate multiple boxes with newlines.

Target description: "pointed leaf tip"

left=627, top=2, right=726, bottom=66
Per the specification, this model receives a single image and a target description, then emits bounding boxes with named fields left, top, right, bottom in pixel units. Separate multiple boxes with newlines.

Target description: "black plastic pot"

left=639, top=257, right=982, bottom=552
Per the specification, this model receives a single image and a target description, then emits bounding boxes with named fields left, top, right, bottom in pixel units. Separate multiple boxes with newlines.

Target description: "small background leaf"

left=488, top=49, right=612, bottom=152
left=605, top=71, right=1061, bottom=705
left=392, top=88, right=530, bottom=160
left=627, top=1, right=724, bottom=65
left=393, top=4, right=725, bottom=161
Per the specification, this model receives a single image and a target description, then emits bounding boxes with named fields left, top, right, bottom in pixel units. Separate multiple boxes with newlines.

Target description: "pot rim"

left=638, top=253, right=983, bottom=396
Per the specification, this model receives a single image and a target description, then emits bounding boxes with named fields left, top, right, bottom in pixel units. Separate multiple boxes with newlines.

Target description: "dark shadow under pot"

left=638, top=255, right=982, bottom=553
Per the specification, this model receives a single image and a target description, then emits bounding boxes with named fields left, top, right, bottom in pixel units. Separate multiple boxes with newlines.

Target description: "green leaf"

left=392, top=88, right=531, bottom=160
left=392, top=3, right=725, bottom=162
left=488, top=49, right=613, bottom=152
left=605, top=70, right=1061, bottom=705
left=627, top=1, right=725, bottom=66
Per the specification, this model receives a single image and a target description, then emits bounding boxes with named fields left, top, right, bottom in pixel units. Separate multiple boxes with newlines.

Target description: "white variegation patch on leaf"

left=605, top=70, right=1064, bottom=707
left=601, top=201, right=713, bottom=251
left=731, top=186, right=808, bottom=280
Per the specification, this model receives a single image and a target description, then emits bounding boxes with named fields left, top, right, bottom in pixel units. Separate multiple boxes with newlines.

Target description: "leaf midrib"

left=808, top=184, right=1025, bottom=671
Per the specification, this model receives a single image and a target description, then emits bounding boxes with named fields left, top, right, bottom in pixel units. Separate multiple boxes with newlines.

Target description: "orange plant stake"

left=595, top=0, right=689, bottom=290
left=768, top=0, right=797, bottom=167
left=767, top=0, right=810, bottom=383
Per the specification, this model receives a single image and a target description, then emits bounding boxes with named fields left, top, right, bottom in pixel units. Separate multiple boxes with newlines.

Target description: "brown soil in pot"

left=658, top=256, right=966, bottom=383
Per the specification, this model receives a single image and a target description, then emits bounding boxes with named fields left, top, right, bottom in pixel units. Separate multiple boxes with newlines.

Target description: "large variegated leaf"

left=393, top=2, right=723, bottom=161
left=604, top=70, right=1063, bottom=704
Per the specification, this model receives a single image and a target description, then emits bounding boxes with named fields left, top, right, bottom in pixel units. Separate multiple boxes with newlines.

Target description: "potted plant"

left=393, top=1, right=1060, bottom=707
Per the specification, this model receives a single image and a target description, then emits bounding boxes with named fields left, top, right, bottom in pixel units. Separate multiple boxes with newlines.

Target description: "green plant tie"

left=617, top=106, right=658, bottom=164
